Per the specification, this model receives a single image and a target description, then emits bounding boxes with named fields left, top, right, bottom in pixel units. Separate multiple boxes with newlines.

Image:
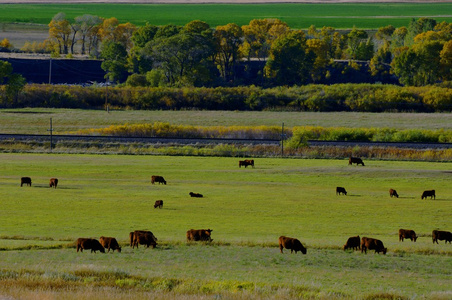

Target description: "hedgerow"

left=2, top=83, right=452, bottom=112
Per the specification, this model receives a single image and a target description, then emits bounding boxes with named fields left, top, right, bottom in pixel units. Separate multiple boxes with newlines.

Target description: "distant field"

left=1, top=3, right=452, bottom=28
left=0, top=153, right=451, bottom=298
left=1, top=108, right=452, bottom=135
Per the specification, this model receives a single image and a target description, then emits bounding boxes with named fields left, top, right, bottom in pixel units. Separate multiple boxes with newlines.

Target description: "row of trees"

left=4, top=13, right=452, bottom=87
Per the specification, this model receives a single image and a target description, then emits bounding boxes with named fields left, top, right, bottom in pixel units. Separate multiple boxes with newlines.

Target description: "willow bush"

left=2, top=83, right=452, bottom=112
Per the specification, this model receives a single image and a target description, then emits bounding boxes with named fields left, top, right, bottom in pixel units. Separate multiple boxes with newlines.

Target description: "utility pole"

left=281, top=122, right=285, bottom=157
left=47, top=118, right=54, bottom=152
left=48, top=58, right=52, bottom=84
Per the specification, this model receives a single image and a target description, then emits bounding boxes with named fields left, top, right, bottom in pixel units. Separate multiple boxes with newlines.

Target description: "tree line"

left=3, top=14, right=452, bottom=88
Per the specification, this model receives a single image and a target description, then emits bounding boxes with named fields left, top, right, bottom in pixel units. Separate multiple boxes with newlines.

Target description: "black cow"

left=336, top=187, right=347, bottom=195
left=154, top=200, right=163, bottom=208
left=151, top=175, right=166, bottom=185
left=421, top=190, right=435, bottom=200
left=21, top=177, right=32, bottom=187
left=76, top=238, right=105, bottom=253
left=349, top=157, right=365, bottom=166
left=239, top=160, right=254, bottom=168
left=49, top=178, right=58, bottom=189
left=189, top=192, right=203, bottom=198
left=343, top=235, right=361, bottom=251
left=432, top=230, right=452, bottom=244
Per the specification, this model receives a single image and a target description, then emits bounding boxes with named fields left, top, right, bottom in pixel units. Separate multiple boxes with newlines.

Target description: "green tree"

left=265, top=30, right=314, bottom=86
left=214, top=23, right=243, bottom=82
left=6, top=73, right=26, bottom=106
left=346, top=27, right=368, bottom=59
left=101, top=41, right=128, bottom=83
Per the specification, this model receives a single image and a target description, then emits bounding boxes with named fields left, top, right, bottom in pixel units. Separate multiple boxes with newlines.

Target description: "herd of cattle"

left=19, top=156, right=450, bottom=255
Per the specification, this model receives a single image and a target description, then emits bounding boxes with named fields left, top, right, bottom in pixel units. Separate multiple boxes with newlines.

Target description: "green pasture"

left=1, top=108, right=452, bottom=135
left=1, top=3, right=452, bottom=29
left=0, top=153, right=451, bottom=298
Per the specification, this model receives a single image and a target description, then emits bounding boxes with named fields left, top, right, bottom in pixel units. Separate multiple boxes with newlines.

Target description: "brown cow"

left=189, top=192, right=203, bottom=198
left=421, top=190, right=435, bottom=200
left=432, top=230, right=452, bottom=244
left=239, top=159, right=254, bottom=168
left=99, top=236, right=122, bottom=252
left=399, top=229, right=417, bottom=242
left=151, top=175, right=166, bottom=185
left=389, top=189, right=399, bottom=198
left=76, top=238, right=105, bottom=253
left=361, top=237, right=387, bottom=254
left=154, top=200, right=163, bottom=208
left=336, top=187, right=347, bottom=195
left=20, top=177, right=32, bottom=187
left=186, top=229, right=213, bottom=242
left=349, top=157, right=365, bottom=166
left=130, top=230, right=158, bottom=248
left=278, top=236, right=307, bottom=254
left=49, top=178, right=58, bottom=189
left=343, top=235, right=360, bottom=251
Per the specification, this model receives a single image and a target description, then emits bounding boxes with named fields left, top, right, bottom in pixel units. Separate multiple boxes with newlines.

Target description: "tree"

left=214, top=23, right=243, bottom=82
left=346, top=27, right=368, bottom=59
left=48, top=12, right=71, bottom=54
left=0, top=38, right=13, bottom=51
left=101, top=41, right=128, bottom=83
left=391, top=26, right=408, bottom=49
left=132, top=23, right=159, bottom=48
left=75, top=14, right=102, bottom=55
left=265, top=30, right=314, bottom=86
left=6, top=73, right=26, bottom=106
left=154, top=24, right=182, bottom=39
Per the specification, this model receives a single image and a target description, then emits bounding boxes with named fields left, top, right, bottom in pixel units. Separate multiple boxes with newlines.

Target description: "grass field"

left=1, top=108, right=452, bottom=135
left=1, top=3, right=452, bottom=29
left=0, top=153, right=451, bottom=298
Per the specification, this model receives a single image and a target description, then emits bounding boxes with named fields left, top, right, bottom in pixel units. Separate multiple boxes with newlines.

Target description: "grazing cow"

left=278, top=236, right=307, bottom=254
left=421, top=190, right=436, bottom=200
left=343, top=235, right=361, bottom=251
left=20, top=177, right=32, bottom=187
left=151, top=175, right=166, bottom=185
left=49, top=178, right=58, bottom=189
left=361, top=237, right=387, bottom=254
left=76, top=238, right=105, bottom=253
left=154, top=200, right=164, bottom=209
left=336, top=187, right=347, bottom=195
left=432, top=230, right=452, bottom=244
left=398, top=229, right=418, bottom=242
left=239, top=159, right=254, bottom=168
left=389, top=189, right=399, bottom=198
left=349, top=157, right=365, bottom=166
left=186, top=229, right=213, bottom=242
left=130, top=230, right=158, bottom=248
left=189, top=192, right=203, bottom=198
left=99, top=236, right=121, bottom=253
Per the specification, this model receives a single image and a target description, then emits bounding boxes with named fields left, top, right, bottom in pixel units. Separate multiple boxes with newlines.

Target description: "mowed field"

left=0, top=153, right=451, bottom=298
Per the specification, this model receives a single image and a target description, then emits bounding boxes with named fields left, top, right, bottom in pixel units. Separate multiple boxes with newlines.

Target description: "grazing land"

left=0, top=153, right=451, bottom=298
left=1, top=108, right=452, bottom=134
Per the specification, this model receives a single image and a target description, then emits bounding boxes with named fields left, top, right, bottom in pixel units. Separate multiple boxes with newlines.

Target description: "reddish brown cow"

left=421, top=190, right=435, bottom=200
left=154, top=200, right=164, bottom=208
left=398, top=229, right=417, bottom=242
left=99, top=236, right=121, bottom=252
left=186, top=229, right=213, bottom=242
left=189, top=192, right=203, bottom=198
left=49, top=178, right=58, bottom=189
left=349, top=157, right=365, bottom=166
left=151, top=175, right=166, bottom=185
left=432, top=230, right=452, bottom=244
left=343, top=235, right=361, bottom=251
left=336, top=187, right=347, bottom=195
left=239, top=159, right=254, bottom=168
left=130, top=230, right=158, bottom=248
left=361, top=237, right=387, bottom=254
left=21, top=177, right=32, bottom=187
left=389, top=189, right=399, bottom=198
left=76, top=238, right=105, bottom=253
left=278, top=236, right=307, bottom=254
